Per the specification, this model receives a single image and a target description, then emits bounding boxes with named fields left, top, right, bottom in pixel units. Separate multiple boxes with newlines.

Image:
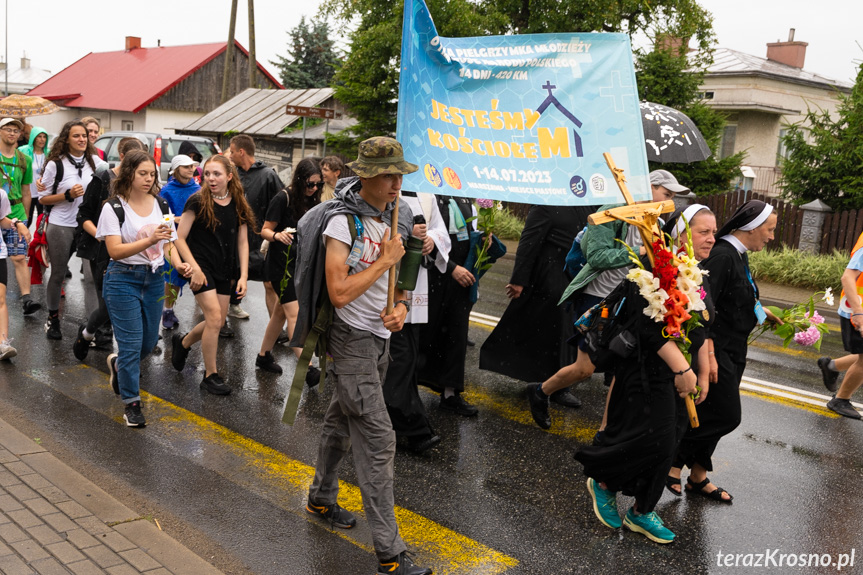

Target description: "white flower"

left=627, top=268, right=654, bottom=288
left=639, top=277, right=661, bottom=299
left=677, top=276, right=697, bottom=294
left=678, top=262, right=704, bottom=285
left=823, top=287, right=834, bottom=307
left=643, top=288, right=669, bottom=321
left=687, top=292, right=706, bottom=312
left=284, top=227, right=297, bottom=234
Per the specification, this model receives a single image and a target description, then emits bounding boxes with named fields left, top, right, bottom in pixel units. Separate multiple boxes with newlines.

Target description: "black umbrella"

left=640, top=101, right=711, bottom=163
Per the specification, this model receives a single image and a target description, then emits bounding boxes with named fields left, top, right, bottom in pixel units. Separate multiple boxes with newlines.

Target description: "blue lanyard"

left=352, top=215, right=364, bottom=239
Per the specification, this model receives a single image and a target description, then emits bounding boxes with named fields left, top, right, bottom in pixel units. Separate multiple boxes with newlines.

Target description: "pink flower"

left=808, top=311, right=824, bottom=325
left=793, top=325, right=821, bottom=346
left=697, top=286, right=706, bottom=300
left=476, top=198, right=495, bottom=209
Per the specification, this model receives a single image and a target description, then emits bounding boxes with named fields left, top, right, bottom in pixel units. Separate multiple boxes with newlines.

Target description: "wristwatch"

left=396, top=299, right=411, bottom=313
left=9, top=218, right=21, bottom=229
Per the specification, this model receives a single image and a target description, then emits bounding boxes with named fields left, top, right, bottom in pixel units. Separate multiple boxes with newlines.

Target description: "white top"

left=0, top=190, right=10, bottom=259
left=323, top=214, right=391, bottom=339
left=400, top=193, right=450, bottom=324
left=96, top=197, right=177, bottom=272
left=39, top=154, right=104, bottom=227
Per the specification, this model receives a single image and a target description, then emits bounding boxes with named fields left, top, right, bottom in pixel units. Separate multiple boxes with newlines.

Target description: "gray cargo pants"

left=308, top=316, right=406, bottom=561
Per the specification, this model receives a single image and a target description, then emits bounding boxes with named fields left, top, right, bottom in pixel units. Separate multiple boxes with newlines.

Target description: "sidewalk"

left=0, top=417, right=221, bottom=575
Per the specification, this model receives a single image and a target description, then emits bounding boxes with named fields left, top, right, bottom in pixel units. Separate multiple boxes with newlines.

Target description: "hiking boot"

left=73, top=325, right=91, bottom=361
left=305, top=365, right=322, bottom=388
left=377, top=552, right=432, bottom=575
left=586, top=478, right=621, bottom=529
left=201, top=373, right=232, bottom=395
left=276, top=331, right=290, bottom=345
left=228, top=304, right=250, bottom=319
left=623, top=508, right=675, bottom=544
left=818, top=357, right=840, bottom=393
left=0, top=340, right=17, bottom=361
left=45, top=315, right=61, bottom=340
left=439, top=393, right=478, bottom=416
left=550, top=387, right=582, bottom=408
left=827, top=396, right=861, bottom=419
left=91, top=328, right=114, bottom=349
left=171, top=333, right=190, bottom=371
left=305, top=499, right=356, bottom=529
left=22, top=299, right=41, bottom=315
left=107, top=354, right=119, bottom=395
left=123, top=401, right=146, bottom=428
left=255, top=351, right=283, bottom=374
left=526, top=383, right=551, bottom=429
left=161, top=308, right=179, bottom=330
left=219, top=320, right=234, bottom=338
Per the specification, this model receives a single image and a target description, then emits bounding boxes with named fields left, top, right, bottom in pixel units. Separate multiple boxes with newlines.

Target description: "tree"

left=636, top=45, right=744, bottom=195
left=322, top=0, right=716, bottom=153
left=271, top=16, right=341, bottom=89
left=779, top=64, right=863, bottom=210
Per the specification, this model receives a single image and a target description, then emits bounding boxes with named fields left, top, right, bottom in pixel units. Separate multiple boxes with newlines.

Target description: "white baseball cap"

left=169, top=154, right=196, bottom=175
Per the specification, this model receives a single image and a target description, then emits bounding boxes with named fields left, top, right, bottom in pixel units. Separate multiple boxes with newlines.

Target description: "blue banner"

left=396, top=0, right=651, bottom=205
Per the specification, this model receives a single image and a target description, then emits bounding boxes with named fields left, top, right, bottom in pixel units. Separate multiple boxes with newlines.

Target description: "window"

left=121, top=120, right=134, bottom=131
left=700, top=91, right=715, bottom=100
left=777, top=128, right=790, bottom=161
left=719, top=125, right=737, bottom=159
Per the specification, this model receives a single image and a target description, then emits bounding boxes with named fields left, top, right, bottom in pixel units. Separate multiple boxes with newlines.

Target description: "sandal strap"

left=686, top=476, right=711, bottom=491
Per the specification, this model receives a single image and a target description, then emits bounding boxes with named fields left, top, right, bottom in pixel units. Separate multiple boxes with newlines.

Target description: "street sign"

left=285, top=105, right=343, bottom=120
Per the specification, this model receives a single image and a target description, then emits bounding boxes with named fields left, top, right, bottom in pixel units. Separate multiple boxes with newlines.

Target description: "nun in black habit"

left=479, top=205, right=592, bottom=402
left=672, top=200, right=781, bottom=502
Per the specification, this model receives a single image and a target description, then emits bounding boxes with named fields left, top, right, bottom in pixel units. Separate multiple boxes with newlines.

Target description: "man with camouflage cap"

left=294, top=136, right=432, bottom=575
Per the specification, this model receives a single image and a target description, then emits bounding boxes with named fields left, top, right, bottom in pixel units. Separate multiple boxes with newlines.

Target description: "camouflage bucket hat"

left=347, top=137, right=419, bottom=178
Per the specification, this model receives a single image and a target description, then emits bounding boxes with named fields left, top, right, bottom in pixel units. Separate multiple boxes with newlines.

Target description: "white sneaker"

left=0, top=340, right=17, bottom=361
left=228, top=304, right=250, bottom=319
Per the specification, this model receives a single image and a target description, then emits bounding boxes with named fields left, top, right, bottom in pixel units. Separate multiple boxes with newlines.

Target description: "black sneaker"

left=526, top=383, right=551, bottom=429
left=818, top=357, right=840, bottom=392
left=305, top=499, right=357, bottom=529
left=219, top=320, right=234, bottom=338
left=255, top=351, right=283, bottom=374
left=22, top=299, right=41, bottom=315
left=305, top=365, right=322, bottom=388
left=73, top=325, right=91, bottom=361
left=123, top=401, right=146, bottom=427
left=827, top=396, right=861, bottom=419
left=550, top=387, right=582, bottom=408
left=408, top=434, right=441, bottom=455
left=439, top=393, right=478, bottom=417
left=276, top=331, right=290, bottom=345
left=200, top=373, right=232, bottom=395
left=377, top=552, right=432, bottom=575
left=171, top=333, right=190, bottom=371
left=107, top=354, right=119, bottom=395
left=45, top=315, right=61, bottom=340
left=91, top=327, right=114, bottom=349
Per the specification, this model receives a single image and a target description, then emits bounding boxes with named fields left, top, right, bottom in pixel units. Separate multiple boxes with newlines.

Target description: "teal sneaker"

left=623, top=508, right=675, bottom=544
left=586, top=478, right=621, bottom=529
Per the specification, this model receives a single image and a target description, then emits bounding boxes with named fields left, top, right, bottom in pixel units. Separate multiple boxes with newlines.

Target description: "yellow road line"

left=25, top=366, right=518, bottom=575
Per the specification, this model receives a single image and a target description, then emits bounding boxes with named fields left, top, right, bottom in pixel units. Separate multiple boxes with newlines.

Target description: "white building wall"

left=143, top=109, right=203, bottom=135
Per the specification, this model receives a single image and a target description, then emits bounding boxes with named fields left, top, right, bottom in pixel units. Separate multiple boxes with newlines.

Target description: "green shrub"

left=489, top=206, right=525, bottom=240
left=749, top=247, right=848, bottom=292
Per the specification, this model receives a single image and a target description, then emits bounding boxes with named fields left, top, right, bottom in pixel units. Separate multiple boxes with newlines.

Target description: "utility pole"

left=221, top=0, right=239, bottom=104
left=248, top=0, right=257, bottom=89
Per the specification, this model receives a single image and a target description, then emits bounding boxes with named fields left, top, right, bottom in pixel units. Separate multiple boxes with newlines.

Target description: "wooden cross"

left=588, top=153, right=699, bottom=428
left=588, top=153, right=675, bottom=267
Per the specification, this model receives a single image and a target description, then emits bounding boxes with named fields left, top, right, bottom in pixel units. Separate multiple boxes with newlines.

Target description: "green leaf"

left=774, top=323, right=795, bottom=339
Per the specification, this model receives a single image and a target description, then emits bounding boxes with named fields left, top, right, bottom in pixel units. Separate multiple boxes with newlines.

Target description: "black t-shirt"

left=185, top=194, right=239, bottom=279
left=264, top=191, right=299, bottom=280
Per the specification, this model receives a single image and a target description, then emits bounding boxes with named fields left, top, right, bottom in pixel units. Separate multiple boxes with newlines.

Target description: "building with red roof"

left=27, top=36, right=282, bottom=137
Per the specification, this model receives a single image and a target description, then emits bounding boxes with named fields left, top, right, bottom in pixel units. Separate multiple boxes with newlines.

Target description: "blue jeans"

left=103, top=262, right=164, bottom=403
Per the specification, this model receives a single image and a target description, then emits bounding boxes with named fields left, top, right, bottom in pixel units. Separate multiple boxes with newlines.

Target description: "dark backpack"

left=563, top=226, right=588, bottom=279
left=574, top=280, right=640, bottom=373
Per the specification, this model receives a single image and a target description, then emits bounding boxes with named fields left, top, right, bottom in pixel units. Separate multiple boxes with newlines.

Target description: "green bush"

left=749, top=247, right=848, bottom=292
left=490, top=206, right=525, bottom=240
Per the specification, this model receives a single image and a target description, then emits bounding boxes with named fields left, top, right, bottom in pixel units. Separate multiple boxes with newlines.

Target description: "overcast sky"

left=3, top=0, right=860, bottom=86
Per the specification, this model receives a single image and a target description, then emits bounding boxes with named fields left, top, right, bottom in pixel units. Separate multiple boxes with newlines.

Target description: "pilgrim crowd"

left=1, top=117, right=860, bottom=574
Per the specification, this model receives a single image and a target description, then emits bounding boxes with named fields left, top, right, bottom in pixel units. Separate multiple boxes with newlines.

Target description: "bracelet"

left=853, top=314, right=863, bottom=317
left=396, top=299, right=411, bottom=313
left=64, top=190, right=73, bottom=202
left=674, top=366, right=692, bottom=376
left=708, top=351, right=715, bottom=355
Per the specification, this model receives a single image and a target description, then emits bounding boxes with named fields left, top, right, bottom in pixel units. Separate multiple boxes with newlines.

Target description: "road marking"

left=24, top=366, right=519, bottom=575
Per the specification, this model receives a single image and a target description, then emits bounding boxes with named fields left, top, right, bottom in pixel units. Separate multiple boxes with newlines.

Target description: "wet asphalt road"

left=1, top=255, right=861, bottom=575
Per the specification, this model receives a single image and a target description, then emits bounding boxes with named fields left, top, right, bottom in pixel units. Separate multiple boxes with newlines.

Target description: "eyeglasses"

left=305, top=181, right=324, bottom=189
left=1, top=127, right=21, bottom=134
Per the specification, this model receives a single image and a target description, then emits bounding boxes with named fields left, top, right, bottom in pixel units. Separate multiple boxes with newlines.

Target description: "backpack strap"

left=282, top=212, right=361, bottom=425
left=109, top=198, right=126, bottom=228
left=50, top=159, right=64, bottom=195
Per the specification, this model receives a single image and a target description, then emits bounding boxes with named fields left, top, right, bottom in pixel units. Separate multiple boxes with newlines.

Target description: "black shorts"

left=0, top=258, right=6, bottom=286
left=841, top=316, right=863, bottom=354
left=191, top=268, right=234, bottom=296
left=270, top=277, right=297, bottom=305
